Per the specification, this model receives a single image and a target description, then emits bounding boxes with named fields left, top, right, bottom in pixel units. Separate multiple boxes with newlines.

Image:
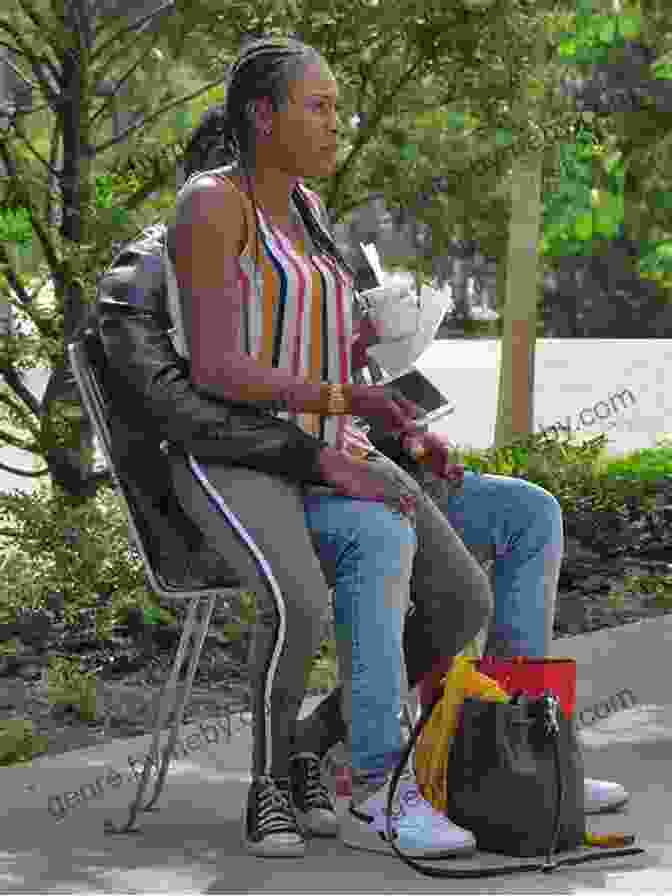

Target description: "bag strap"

left=385, top=690, right=645, bottom=879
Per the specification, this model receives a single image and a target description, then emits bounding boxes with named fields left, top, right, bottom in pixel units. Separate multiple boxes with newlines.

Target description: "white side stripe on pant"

left=187, top=452, right=286, bottom=779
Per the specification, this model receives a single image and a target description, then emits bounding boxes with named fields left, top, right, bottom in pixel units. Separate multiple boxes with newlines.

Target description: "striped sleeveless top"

left=164, top=166, right=375, bottom=460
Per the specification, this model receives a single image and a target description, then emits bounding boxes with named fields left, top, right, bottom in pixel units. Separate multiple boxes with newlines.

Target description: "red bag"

left=476, top=656, right=577, bottom=718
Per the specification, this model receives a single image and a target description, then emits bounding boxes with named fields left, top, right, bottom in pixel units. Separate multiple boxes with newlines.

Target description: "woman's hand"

left=351, top=316, right=380, bottom=372
left=401, top=431, right=465, bottom=486
left=318, top=446, right=418, bottom=520
left=348, top=383, right=427, bottom=439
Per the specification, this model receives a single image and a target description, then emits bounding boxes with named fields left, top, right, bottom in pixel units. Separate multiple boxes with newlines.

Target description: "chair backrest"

left=67, top=330, right=244, bottom=598
left=67, top=330, right=170, bottom=591
left=67, top=333, right=115, bottom=481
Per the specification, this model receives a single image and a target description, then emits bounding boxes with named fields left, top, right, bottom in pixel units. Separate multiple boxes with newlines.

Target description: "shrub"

left=0, top=719, right=48, bottom=767
left=0, top=479, right=161, bottom=638
left=453, top=429, right=663, bottom=515
left=47, top=656, right=99, bottom=722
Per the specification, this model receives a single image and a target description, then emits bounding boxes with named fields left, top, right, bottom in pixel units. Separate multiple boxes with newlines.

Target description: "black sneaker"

left=289, top=752, right=340, bottom=837
left=241, top=776, right=306, bottom=857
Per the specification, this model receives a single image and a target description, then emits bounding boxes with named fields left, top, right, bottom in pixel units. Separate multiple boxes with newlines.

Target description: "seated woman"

left=98, top=35, right=627, bottom=863
left=105, top=35, right=492, bottom=861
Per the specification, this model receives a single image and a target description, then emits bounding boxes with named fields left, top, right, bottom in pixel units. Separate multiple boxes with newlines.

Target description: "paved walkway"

left=1, top=617, right=670, bottom=894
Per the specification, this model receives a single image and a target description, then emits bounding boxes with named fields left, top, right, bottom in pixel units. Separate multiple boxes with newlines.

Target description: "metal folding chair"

left=68, top=330, right=491, bottom=825
left=67, top=330, right=246, bottom=834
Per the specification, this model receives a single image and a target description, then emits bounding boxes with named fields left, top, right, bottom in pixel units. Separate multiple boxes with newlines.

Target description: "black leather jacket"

left=90, top=223, right=333, bottom=587
left=87, top=222, right=433, bottom=587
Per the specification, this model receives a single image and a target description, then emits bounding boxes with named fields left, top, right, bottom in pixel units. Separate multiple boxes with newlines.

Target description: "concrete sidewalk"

left=1, top=617, right=670, bottom=894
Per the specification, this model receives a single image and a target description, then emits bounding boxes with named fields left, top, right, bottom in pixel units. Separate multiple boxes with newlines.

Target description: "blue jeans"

left=302, top=467, right=563, bottom=777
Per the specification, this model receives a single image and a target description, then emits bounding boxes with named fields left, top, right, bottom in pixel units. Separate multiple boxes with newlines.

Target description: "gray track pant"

left=167, top=449, right=492, bottom=781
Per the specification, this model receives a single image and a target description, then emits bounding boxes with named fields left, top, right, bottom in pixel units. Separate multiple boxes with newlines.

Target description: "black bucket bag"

left=385, top=690, right=646, bottom=879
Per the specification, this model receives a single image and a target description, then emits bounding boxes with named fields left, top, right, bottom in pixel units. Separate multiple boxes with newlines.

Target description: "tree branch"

left=0, top=244, right=33, bottom=309
left=353, top=32, right=399, bottom=121
left=90, top=0, right=175, bottom=66
left=9, top=119, right=62, bottom=179
left=0, top=143, right=62, bottom=277
left=1, top=53, right=38, bottom=91
left=15, top=0, right=61, bottom=52
left=0, top=273, right=57, bottom=344
left=335, top=192, right=387, bottom=220
left=89, top=31, right=161, bottom=130
left=0, top=367, right=42, bottom=418
left=91, top=74, right=229, bottom=156
left=0, top=38, right=22, bottom=58
left=327, top=51, right=429, bottom=211
left=0, top=420, right=40, bottom=452
left=0, top=20, right=63, bottom=107
left=0, top=97, right=52, bottom=120
left=45, top=110, right=62, bottom=229
left=0, top=458, right=47, bottom=477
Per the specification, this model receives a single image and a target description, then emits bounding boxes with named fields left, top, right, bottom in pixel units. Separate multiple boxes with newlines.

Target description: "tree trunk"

left=493, top=12, right=548, bottom=451
left=493, top=154, right=543, bottom=450
left=39, top=2, right=97, bottom=499
left=450, top=254, right=470, bottom=330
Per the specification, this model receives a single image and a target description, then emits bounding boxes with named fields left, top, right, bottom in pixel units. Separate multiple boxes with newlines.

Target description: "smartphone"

left=413, top=403, right=456, bottom=427
left=355, top=402, right=455, bottom=436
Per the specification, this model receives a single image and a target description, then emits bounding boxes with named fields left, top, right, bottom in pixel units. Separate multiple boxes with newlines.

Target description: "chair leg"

left=141, top=595, right=216, bottom=811
left=104, top=595, right=216, bottom=834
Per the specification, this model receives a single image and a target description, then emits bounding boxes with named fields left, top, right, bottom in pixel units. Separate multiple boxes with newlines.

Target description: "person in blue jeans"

left=295, top=458, right=630, bottom=858
left=161, top=34, right=629, bottom=861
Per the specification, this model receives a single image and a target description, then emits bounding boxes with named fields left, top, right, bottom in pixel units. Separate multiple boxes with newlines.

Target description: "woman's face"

left=263, top=60, right=340, bottom=178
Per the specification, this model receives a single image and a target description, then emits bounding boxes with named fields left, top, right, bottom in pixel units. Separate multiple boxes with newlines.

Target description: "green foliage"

left=540, top=129, right=623, bottom=259
left=638, top=239, right=672, bottom=288
left=218, top=589, right=257, bottom=645
left=450, top=429, right=663, bottom=517
left=0, top=719, right=48, bottom=767
left=557, top=6, right=642, bottom=65
left=0, top=640, right=20, bottom=663
left=141, top=605, right=177, bottom=626
left=610, top=573, right=672, bottom=610
left=307, top=636, right=338, bottom=693
left=652, top=54, right=672, bottom=81
left=0, top=207, right=33, bottom=246
left=0, top=479, right=151, bottom=638
left=599, top=443, right=672, bottom=483
left=47, top=657, right=99, bottom=722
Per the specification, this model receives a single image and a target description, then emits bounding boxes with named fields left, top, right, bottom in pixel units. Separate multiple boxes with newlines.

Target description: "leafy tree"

left=2, top=0, right=670, bottom=503
left=536, top=3, right=672, bottom=340
left=1, top=0, right=582, bottom=497
left=0, top=0, right=228, bottom=497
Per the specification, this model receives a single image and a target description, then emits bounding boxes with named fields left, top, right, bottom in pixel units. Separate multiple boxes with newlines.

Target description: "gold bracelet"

left=325, top=384, right=349, bottom=415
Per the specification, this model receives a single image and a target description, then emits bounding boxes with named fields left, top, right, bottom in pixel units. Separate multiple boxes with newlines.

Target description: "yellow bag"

left=414, top=655, right=510, bottom=813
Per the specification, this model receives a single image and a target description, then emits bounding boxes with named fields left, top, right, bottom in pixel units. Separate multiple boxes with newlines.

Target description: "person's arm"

left=94, top=199, right=334, bottom=486
left=176, top=178, right=352, bottom=414
left=96, top=299, right=332, bottom=484
left=351, top=314, right=379, bottom=373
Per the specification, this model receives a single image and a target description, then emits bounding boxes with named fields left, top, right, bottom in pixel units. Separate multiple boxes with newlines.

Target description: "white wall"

left=412, top=338, right=672, bottom=459
left=2, top=339, right=670, bottom=497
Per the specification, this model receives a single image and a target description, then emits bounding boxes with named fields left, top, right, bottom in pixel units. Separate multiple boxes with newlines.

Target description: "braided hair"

left=181, top=36, right=355, bottom=284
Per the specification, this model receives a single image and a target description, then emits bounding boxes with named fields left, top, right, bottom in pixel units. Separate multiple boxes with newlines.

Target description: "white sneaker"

left=584, top=778, right=630, bottom=814
left=340, top=771, right=476, bottom=858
